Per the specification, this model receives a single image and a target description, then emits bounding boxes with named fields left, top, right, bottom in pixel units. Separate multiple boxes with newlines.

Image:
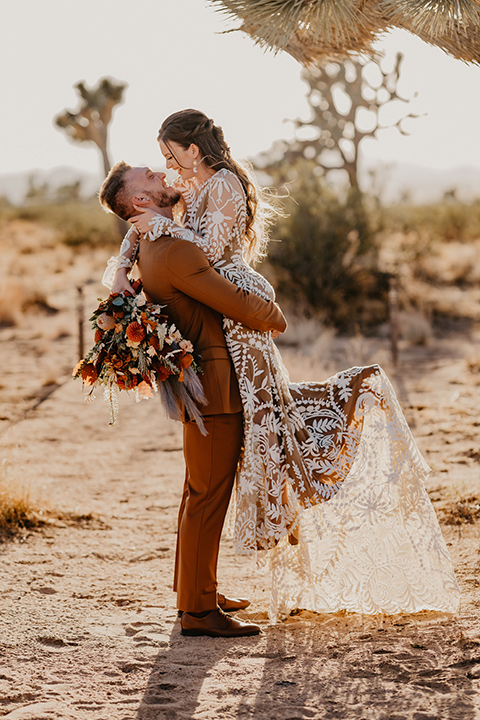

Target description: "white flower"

left=169, top=329, right=182, bottom=343
left=179, top=339, right=193, bottom=353
left=157, top=325, right=166, bottom=349
left=97, top=313, right=116, bottom=331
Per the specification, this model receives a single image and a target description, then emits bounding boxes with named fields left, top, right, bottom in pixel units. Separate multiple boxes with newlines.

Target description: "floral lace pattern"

left=215, top=248, right=459, bottom=619
left=146, top=170, right=247, bottom=264
left=103, top=226, right=139, bottom=289
left=103, top=170, right=248, bottom=291
left=106, top=168, right=460, bottom=620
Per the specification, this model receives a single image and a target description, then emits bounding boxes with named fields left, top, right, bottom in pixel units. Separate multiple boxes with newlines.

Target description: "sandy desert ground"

left=1, top=219, right=480, bottom=720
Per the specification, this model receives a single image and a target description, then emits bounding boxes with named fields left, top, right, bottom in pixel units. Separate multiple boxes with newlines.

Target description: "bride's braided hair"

left=158, top=109, right=269, bottom=263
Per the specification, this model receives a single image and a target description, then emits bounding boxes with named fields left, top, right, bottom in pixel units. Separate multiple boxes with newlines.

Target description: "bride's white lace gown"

left=105, top=169, right=460, bottom=620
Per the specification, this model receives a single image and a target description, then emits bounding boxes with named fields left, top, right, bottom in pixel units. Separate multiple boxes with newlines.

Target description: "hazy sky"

left=2, top=0, right=480, bottom=178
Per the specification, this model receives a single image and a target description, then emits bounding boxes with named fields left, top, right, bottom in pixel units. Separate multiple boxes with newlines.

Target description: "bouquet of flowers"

left=73, top=281, right=206, bottom=431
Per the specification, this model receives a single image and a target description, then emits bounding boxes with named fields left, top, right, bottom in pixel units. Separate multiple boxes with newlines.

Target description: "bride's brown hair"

left=158, top=109, right=270, bottom=263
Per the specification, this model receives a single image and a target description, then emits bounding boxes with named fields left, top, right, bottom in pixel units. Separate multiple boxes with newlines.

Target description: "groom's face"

left=127, top=167, right=181, bottom=208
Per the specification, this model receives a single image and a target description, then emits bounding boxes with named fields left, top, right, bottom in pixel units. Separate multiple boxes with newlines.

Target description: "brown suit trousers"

left=137, top=236, right=286, bottom=612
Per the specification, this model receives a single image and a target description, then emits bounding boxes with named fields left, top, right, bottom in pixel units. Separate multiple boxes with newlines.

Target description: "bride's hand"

left=131, top=206, right=167, bottom=235
left=111, top=268, right=135, bottom=296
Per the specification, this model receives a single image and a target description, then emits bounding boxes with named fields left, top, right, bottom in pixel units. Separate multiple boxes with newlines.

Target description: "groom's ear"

left=131, top=194, right=151, bottom=206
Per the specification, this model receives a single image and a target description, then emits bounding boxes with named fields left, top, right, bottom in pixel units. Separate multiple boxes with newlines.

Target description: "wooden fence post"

left=388, top=275, right=399, bottom=369
left=77, top=286, right=85, bottom=360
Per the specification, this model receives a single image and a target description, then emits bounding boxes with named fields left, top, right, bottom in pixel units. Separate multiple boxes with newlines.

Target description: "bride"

left=104, top=109, right=460, bottom=621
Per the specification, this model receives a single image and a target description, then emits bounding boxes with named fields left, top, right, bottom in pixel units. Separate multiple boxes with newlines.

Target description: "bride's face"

left=159, top=140, right=198, bottom=181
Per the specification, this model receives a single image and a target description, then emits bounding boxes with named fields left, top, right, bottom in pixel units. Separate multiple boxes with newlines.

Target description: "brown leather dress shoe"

left=181, top=609, right=260, bottom=637
left=217, top=593, right=251, bottom=612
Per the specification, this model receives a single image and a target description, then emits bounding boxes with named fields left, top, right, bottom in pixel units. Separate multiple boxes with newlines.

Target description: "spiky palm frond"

left=413, top=20, right=480, bottom=63
left=210, top=0, right=364, bottom=46
left=208, top=0, right=480, bottom=64
left=381, top=0, right=480, bottom=38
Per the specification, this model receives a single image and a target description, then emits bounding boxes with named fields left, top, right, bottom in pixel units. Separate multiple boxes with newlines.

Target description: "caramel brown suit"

left=137, top=236, right=286, bottom=612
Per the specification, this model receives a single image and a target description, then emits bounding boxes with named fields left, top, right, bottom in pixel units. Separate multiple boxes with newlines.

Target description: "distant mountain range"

left=363, top=162, right=480, bottom=204
left=1, top=163, right=479, bottom=206
left=0, top=167, right=101, bottom=205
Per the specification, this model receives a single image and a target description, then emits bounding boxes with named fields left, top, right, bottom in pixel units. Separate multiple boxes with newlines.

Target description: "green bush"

left=266, top=165, right=389, bottom=331
left=384, top=200, right=480, bottom=242
left=2, top=199, right=121, bottom=248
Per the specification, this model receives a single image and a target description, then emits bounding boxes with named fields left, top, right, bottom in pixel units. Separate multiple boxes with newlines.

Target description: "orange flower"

left=81, top=363, right=97, bottom=386
left=94, top=328, right=104, bottom=343
left=137, top=381, right=153, bottom=399
left=178, top=353, right=193, bottom=370
left=154, top=362, right=171, bottom=382
left=116, top=375, right=126, bottom=390
left=126, top=321, right=146, bottom=343
left=149, top=335, right=160, bottom=350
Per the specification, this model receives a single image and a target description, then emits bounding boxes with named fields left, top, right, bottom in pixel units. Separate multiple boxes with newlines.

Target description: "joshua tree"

left=208, top=0, right=480, bottom=66
left=253, top=54, right=418, bottom=326
left=55, top=77, right=126, bottom=176
left=257, top=53, right=418, bottom=193
left=55, top=77, right=128, bottom=235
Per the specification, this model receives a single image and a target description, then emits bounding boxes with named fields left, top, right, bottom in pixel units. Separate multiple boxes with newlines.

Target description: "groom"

left=99, top=162, right=286, bottom=637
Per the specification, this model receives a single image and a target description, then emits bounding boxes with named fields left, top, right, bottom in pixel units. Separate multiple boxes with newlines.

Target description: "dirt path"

left=1, top=222, right=480, bottom=719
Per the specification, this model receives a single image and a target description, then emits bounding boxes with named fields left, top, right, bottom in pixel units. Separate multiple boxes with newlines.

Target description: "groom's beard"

left=150, top=187, right=182, bottom=208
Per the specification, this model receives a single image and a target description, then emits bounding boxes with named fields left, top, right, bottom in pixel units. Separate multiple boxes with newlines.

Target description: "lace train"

left=215, top=259, right=459, bottom=621
left=262, top=369, right=460, bottom=619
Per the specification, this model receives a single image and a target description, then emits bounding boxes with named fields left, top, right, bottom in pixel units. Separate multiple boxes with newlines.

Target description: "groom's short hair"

left=99, top=161, right=134, bottom=220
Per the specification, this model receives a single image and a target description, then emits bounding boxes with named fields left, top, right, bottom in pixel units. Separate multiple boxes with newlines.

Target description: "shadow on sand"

left=137, top=610, right=478, bottom=720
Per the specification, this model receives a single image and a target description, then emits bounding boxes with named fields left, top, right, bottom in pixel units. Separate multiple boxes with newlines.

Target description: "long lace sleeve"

left=102, top=226, right=139, bottom=289
left=196, top=173, right=246, bottom=263
left=145, top=215, right=198, bottom=244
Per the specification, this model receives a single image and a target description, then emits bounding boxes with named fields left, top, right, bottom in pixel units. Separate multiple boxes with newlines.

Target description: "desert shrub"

left=265, top=165, right=388, bottom=331
left=0, top=281, right=24, bottom=327
left=0, top=280, right=59, bottom=328
left=415, top=240, right=480, bottom=286
left=384, top=200, right=480, bottom=243
left=437, top=495, right=480, bottom=525
left=0, top=462, right=46, bottom=539
left=2, top=199, right=120, bottom=248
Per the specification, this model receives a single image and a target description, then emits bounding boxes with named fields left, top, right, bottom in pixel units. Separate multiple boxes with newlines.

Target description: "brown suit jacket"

left=137, top=236, right=287, bottom=416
